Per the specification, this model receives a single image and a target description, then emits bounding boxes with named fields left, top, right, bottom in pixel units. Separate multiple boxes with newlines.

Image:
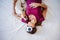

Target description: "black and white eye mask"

left=26, top=25, right=33, bottom=32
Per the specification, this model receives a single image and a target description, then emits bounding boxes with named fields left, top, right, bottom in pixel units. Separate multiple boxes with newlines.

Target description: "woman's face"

left=29, top=15, right=36, bottom=21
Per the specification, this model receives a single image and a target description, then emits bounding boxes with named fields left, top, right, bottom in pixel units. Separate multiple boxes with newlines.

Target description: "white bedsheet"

left=0, top=0, right=60, bottom=40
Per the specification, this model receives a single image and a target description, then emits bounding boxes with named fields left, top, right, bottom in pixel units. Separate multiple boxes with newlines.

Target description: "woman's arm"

left=29, top=3, right=47, bottom=18
left=40, top=3, right=47, bottom=18
left=40, top=3, right=47, bottom=9
left=37, top=3, right=47, bottom=18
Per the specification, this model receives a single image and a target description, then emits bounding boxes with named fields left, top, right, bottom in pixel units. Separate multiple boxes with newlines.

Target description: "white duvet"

left=0, top=0, right=60, bottom=40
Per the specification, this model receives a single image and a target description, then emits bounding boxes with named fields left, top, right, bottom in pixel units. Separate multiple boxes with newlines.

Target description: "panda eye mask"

left=26, top=25, right=33, bottom=32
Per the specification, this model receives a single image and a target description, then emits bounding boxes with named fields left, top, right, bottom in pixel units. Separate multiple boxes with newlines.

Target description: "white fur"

left=15, top=0, right=26, bottom=15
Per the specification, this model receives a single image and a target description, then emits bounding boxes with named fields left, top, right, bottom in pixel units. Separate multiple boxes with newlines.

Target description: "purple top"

left=22, top=0, right=44, bottom=23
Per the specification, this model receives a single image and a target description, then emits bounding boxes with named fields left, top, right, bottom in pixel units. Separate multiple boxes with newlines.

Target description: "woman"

left=13, top=0, right=47, bottom=34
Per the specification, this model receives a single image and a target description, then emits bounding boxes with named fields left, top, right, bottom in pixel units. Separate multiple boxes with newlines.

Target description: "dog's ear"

left=25, top=0, right=27, bottom=1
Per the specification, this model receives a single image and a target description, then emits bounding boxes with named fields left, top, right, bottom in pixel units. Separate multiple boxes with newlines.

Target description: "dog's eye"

left=41, top=7, right=45, bottom=11
left=21, top=3, right=24, bottom=7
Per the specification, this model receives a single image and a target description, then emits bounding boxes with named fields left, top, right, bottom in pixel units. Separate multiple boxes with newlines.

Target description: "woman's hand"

left=29, top=3, right=47, bottom=9
left=29, top=3, right=41, bottom=8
